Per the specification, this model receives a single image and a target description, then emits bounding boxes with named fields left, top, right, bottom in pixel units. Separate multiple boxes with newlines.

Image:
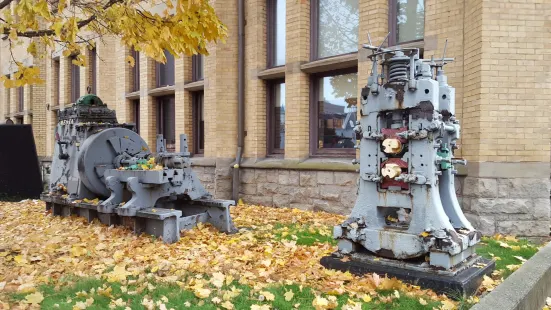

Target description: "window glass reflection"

left=396, top=0, right=425, bottom=43
left=317, top=0, right=359, bottom=59
left=317, top=73, right=357, bottom=149
left=273, top=0, right=286, bottom=66
left=273, top=83, right=285, bottom=150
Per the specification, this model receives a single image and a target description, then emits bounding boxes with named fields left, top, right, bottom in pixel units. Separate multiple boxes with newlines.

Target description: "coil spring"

left=387, top=57, right=409, bottom=83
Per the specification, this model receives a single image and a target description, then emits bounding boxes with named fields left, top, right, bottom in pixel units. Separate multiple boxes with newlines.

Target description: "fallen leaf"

left=514, top=256, right=527, bottom=263
left=419, top=298, right=427, bottom=305
left=284, top=290, right=294, bottom=301
left=260, top=291, right=275, bottom=301
left=24, top=292, right=44, bottom=305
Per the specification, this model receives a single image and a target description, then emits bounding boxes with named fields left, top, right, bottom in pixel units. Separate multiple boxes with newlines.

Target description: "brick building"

left=0, top=0, right=550, bottom=237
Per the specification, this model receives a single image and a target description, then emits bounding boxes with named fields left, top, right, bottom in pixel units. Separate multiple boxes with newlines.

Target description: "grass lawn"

left=0, top=200, right=543, bottom=309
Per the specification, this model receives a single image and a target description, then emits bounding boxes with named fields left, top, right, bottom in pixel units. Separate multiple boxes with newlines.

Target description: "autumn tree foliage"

left=0, top=0, right=227, bottom=87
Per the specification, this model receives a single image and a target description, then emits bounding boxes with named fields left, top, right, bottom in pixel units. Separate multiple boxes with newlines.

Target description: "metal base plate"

left=320, top=253, right=495, bottom=298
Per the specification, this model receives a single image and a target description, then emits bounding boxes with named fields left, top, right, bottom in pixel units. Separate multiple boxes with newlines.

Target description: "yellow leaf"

left=498, top=241, right=511, bottom=249
left=514, top=256, right=527, bottom=263
left=24, top=292, right=44, bottom=304
left=211, top=272, right=225, bottom=288
left=284, top=290, right=294, bottom=302
left=504, top=236, right=518, bottom=242
left=511, top=245, right=521, bottom=251
left=420, top=231, right=430, bottom=237
left=221, top=301, right=234, bottom=309
left=126, top=55, right=135, bottom=67
left=419, top=298, right=427, bottom=305
left=312, top=296, right=329, bottom=310
left=393, top=290, right=400, bottom=299
left=194, top=288, right=211, bottom=299
left=361, top=294, right=372, bottom=303
left=261, top=291, right=275, bottom=301
left=9, top=28, right=17, bottom=41
left=251, top=305, right=270, bottom=310
left=27, top=42, right=37, bottom=56
left=71, top=246, right=87, bottom=257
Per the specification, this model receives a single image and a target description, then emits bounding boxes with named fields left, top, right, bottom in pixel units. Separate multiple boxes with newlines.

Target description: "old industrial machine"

left=41, top=94, right=237, bottom=243
left=321, top=38, right=494, bottom=296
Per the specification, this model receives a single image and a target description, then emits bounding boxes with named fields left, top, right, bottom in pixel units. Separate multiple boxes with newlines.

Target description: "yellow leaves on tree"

left=2, top=0, right=227, bottom=87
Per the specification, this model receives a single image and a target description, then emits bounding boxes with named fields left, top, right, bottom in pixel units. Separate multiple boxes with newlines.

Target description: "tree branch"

left=3, top=0, right=124, bottom=38
left=0, top=0, right=13, bottom=11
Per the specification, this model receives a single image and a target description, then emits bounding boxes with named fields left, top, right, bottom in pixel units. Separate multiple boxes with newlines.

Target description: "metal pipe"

left=232, top=0, right=245, bottom=202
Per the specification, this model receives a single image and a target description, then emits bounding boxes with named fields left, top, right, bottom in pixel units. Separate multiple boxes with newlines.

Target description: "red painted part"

left=381, top=158, right=408, bottom=168
left=381, top=127, right=408, bottom=143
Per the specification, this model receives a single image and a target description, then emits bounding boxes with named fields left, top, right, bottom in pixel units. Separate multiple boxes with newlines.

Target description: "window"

left=311, top=70, right=357, bottom=155
left=389, top=0, right=425, bottom=45
left=53, top=59, right=60, bottom=105
left=133, top=100, right=140, bottom=134
left=267, top=0, right=286, bottom=67
left=312, top=0, right=359, bottom=59
left=15, top=117, right=22, bottom=124
left=267, top=80, right=285, bottom=154
left=192, top=55, right=204, bottom=81
left=17, top=86, right=23, bottom=112
left=156, top=50, right=175, bottom=87
left=70, top=58, right=80, bottom=103
left=157, top=96, right=175, bottom=152
left=90, top=48, right=97, bottom=94
left=192, top=91, right=205, bottom=154
left=132, top=50, right=140, bottom=92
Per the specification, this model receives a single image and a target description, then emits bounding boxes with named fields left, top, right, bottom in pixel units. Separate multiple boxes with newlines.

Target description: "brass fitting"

left=381, top=163, right=402, bottom=179
left=382, top=138, right=403, bottom=154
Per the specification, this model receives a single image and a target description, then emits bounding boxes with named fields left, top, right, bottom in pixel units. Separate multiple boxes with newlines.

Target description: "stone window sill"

left=125, top=91, right=140, bottom=100
left=148, top=85, right=175, bottom=97
left=257, top=66, right=285, bottom=80
left=301, top=53, right=358, bottom=74
left=183, top=80, right=204, bottom=91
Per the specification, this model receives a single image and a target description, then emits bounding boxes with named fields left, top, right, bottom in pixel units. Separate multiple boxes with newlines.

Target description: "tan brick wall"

left=97, top=36, right=118, bottom=107
left=115, top=43, right=133, bottom=124
left=174, top=55, right=193, bottom=153
left=139, top=56, right=158, bottom=149
left=284, top=0, right=310, bottom=160
left=424, top=0, right=465, bottom=158
left=244, top=0, right=267, bottom=158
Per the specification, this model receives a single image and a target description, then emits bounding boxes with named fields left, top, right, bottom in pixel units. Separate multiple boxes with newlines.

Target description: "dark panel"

left=0, top=125, right=42, bottom=198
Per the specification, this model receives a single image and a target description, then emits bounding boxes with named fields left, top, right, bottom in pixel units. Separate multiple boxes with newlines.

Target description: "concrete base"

left=320, top=253, right=495, bottom=298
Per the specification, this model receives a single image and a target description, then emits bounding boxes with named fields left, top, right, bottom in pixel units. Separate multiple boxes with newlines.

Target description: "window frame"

left=192, top=54, right=204, bottom=82
left=90, top=48, right=97, bottom=94
left=309, top=67, right=358, bottom=157
left=388, top=0, right=425, bottom=47
left=310, top=0, right=359, bottom=61
left=192, top=91, right=205, bottom=155
left=132, top=49, right=140, bottom=92
left=267, top=0, right=285, bottom=68
left=70, top=58, right=80, bottom=103
left=266, top=79, right=285, bottom=155
left=156, top=50, right=175, bottom=88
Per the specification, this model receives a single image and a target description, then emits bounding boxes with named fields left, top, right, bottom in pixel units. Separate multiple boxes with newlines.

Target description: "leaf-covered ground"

left=0, top=200, right=542, bottom=309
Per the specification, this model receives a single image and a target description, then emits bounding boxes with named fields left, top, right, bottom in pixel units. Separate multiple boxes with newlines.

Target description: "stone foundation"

left=238, top=168, right=358, bottom=214
left=458, top=163, right=551, bottom=239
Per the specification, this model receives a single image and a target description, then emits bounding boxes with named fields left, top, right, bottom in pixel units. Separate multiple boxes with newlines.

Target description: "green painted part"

left=437, top=146, right=452, bottom=170
left=75, top=94, right=105, bottom=106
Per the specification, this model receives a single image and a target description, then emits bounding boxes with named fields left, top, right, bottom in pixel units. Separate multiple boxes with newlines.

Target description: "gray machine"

left=41, top=95, right=236, bottom=243
left=322, top=39, right=493, bottom=296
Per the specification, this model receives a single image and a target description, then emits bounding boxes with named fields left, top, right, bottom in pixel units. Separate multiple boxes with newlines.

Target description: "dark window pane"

left=54, top=60, right=60, bottom=105
left=273, top=82, right=285, bottom=150
left=133, top=100, right=140, bottom=134
left=71, top=60, right=80, bottom=102
left=18, top=87, right=24, bottom=112
left=90, top=48, right=97, bottom=94
left=317, top=0, right=358, bottom=59
left=192, top=55, right=204, bottom=81
left=317, top=73, right=357, bottom=150
left=157, top=50, right=175, bottom=87
left=193, top=91, right=205, bottom=154
left=132, top=50, right=140, bottom=91
left=396, top=0, right=425, bottom=43
left=157, top=96, right=175, bottom=152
